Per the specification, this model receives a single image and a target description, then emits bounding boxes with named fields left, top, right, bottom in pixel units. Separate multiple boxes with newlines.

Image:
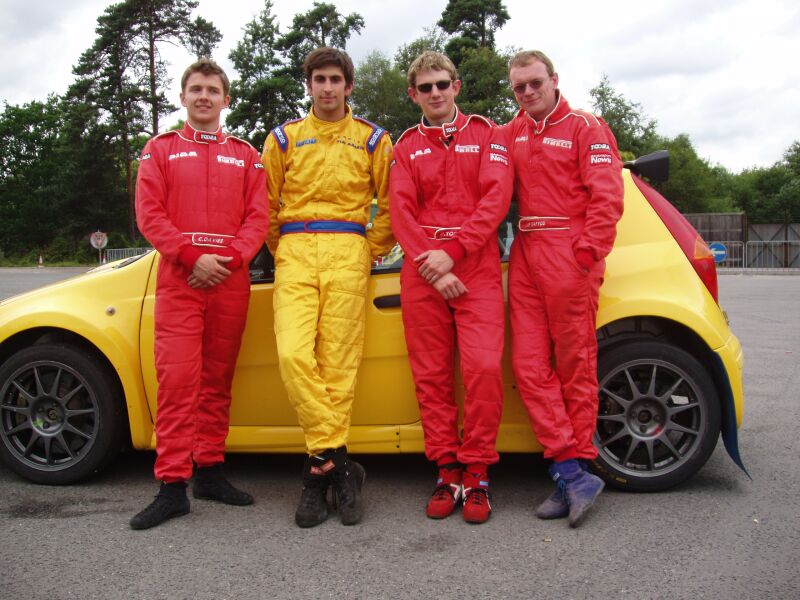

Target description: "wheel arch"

left=0, top=327, right=151, bottom=449
left=597, top=315, right=745, bottom=474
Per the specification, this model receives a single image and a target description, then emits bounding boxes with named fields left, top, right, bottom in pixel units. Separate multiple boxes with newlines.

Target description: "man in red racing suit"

left=130, top=59, right=269, bottom=530
left=391, top=52, right=513, bottom=524
left=506, top=50, right=623, bottom=528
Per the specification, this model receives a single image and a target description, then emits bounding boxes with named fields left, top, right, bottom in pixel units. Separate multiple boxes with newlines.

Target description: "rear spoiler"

left=624, top=149, right=669, bottom=182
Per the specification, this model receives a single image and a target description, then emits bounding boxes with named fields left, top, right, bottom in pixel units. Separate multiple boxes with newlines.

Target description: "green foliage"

left=590, top=75, right=659, bottom=156
left=395, top=27, right=448, bottom=74
left=457, top=47, right=516, bottom=124
left=350, top=52, right=418, bottom=139
left=277, top=2, right=365, bottom=84
left=0, top=98, right=64, bottom=256
left=227, top=0, right=303, bottom=148
left=437, top=0, right=510, bottom=50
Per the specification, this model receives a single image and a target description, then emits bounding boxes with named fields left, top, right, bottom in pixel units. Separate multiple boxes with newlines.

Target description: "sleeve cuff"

left=442, top=240, right=466, bottom=263
left=178, top=245, right=204, bottom=270
left=575, top=248, right=596, bottom=271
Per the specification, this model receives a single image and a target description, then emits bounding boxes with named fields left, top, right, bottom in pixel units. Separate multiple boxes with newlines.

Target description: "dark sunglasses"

left=416, top=80, right=453, bottom=93
left=511, top=78, right=549, bottom=96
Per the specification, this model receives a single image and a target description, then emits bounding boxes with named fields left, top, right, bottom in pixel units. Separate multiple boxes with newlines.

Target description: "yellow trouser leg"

left=273, top=234, right=370, bottom=454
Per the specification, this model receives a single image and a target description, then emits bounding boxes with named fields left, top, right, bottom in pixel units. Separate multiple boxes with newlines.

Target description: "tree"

left=457, top=46, right=516, bottom=124
left=437, top=0, right=510, bottom=50
left=394, top=26, right=448, bottom=74
left=590, top=75, right=659, bottom=157
left=125, top=0, right=222, bottom=135
left=227, top=0, right=303, bottom=148
left=350, top=51, right=418, bottom=139
left=653, top=134, right=732, bottom=213
left=0, top=98, right=63, bottom=256
left=277, top=2, right=365, bottom=83
left=72, top=2, right=149, bottom=239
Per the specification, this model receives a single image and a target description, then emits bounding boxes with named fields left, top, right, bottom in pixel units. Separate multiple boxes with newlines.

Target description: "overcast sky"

left=1, top=0, right=798, bottom=172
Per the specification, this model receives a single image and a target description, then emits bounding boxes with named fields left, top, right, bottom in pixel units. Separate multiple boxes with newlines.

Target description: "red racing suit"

left=136, top=122, right=269, bottom=482
left=390, top=109, right=513, bottom=467
left=505, top=93, right=623, bottom=462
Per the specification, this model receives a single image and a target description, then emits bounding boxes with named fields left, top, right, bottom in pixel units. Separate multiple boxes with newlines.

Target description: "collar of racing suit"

left=182, top=121, right=226, bottom=144
left=417, top=106, right=468, bottom=144
left=308, top=104, right=354, bottom=134
left=520, top=90, right=570, bottom=135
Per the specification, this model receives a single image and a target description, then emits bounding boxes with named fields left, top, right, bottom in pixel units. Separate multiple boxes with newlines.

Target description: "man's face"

left=180, top=72, right=230, bottom=131
left=307, top=65, right=353, bottom=122
left=408, top=68, right=461, bottom=127
left=509, top=60, right=559, bottom=121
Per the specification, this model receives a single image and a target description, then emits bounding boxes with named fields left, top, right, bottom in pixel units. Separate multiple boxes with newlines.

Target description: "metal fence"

left=103, top=247, right=152, bottom=263
left=707, top=241, right=800, bottom=269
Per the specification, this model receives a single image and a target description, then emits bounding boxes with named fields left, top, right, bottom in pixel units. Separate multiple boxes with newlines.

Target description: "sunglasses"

left=416, top=80, right=453, bottom=93
left=511, top=78, right=549, bottom=95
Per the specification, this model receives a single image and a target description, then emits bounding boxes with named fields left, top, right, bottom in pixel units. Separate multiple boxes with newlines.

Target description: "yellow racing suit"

left=262, top=107, right=394, bottom=454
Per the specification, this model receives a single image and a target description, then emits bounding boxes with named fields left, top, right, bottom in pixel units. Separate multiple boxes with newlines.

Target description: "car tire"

left=0, top=343, right=125, bottom=484
left=592, top=340, right=721, bottom=492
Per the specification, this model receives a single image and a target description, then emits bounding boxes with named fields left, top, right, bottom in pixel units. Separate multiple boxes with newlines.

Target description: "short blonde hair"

left=508, top=50, right=555, bottom=78
left=407, top=51, right=458, bottom=88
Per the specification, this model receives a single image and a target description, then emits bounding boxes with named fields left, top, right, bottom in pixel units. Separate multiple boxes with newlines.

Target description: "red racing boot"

left=426, top=462, right=463, bottom=519
left=462, top=467, right=492, bottom=524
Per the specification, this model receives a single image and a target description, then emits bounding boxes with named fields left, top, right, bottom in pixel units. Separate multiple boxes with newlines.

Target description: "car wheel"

left=592, top=340, right=721, bottom=492
left=0, top=343, right=125, bottom=484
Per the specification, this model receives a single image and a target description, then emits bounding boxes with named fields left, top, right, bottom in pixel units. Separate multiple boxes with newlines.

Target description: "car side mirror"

left=624, top=150, right=669, bottom=182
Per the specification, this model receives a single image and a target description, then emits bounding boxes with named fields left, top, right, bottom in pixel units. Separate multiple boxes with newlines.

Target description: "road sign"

left=90, top=231, right=108, bottom=250
left=709, top=242, right=728, bottom=263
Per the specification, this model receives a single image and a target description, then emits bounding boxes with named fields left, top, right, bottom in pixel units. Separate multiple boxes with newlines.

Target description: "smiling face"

left=408, top=68, right=461, bottom=127
left=509, top=59, right=559, bottom=121
left=180, top=72, right=230, bottom=131
left=307, top=65, right=353, bottom=122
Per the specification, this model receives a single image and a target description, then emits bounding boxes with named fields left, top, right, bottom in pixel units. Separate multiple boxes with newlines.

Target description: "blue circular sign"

left=709, top=242, right=727, bottom=263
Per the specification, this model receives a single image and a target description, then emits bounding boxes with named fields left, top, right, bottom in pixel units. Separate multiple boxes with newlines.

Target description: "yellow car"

left=0, top=151, right=745, bottom=491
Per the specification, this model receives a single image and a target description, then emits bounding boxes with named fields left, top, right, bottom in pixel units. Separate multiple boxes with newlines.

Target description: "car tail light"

left=630, top=176, right=719, bottom=303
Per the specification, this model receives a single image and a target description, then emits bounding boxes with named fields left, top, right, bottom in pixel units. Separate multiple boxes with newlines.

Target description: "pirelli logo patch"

left=543, top=137, right=573, bottom=149
left=590, top=154, right=613, bottom=165
left=455, top=144, right=480, bottom=153
left=217, top=155, right=245, bottom=167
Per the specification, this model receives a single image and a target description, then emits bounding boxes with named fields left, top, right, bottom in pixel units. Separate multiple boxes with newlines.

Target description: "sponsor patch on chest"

left=514, top=135, right=528, bottom=143
left=168, top=151, right=198, bottom=161
left=489, top=153, right=508, bottom=165
left=590, top=143, right=610, bottom=152
left=410, top=148, right=432, bottom=160
left=542, top=137, right=573, bottom=149
left=454, top=144, right=480, bottom=153
left=295, top=137, right=316, bottom=147
left=217, top=155, right=245, bottom=167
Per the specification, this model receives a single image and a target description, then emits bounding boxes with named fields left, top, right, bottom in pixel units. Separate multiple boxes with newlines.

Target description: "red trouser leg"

left=193, top=268, right=250, bottom=467
left=401, top=262, right=457, bottom=463
left=153, top=263, right=250, bottom=481
left=153, top=262, right=204, bottom=482
left=451, top=249, right=504, bottom=466
left=509, top=234, right=602, bottom=460
left=401, top=246, right=505, bottom=466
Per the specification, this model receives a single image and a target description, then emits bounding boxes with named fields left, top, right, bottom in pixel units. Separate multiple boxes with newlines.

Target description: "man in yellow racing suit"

left=261, top=47, right=395, bottom=528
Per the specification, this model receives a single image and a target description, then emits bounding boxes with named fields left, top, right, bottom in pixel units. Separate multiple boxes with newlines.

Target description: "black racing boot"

left=130, top=481, right=190, bottom=530
left=193, top=463, right=254, bottom=506
left=330, top=447, right=366, bottom=526
left=295, top=452, right=334, bottom=528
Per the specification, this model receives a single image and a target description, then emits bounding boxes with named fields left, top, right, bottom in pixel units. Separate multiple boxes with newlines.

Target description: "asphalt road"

left=0, top=270, right=798, bottom=599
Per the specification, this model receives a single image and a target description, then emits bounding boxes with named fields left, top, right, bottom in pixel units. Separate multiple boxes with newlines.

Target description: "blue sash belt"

left=279, top=220, right=366, bottom=235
